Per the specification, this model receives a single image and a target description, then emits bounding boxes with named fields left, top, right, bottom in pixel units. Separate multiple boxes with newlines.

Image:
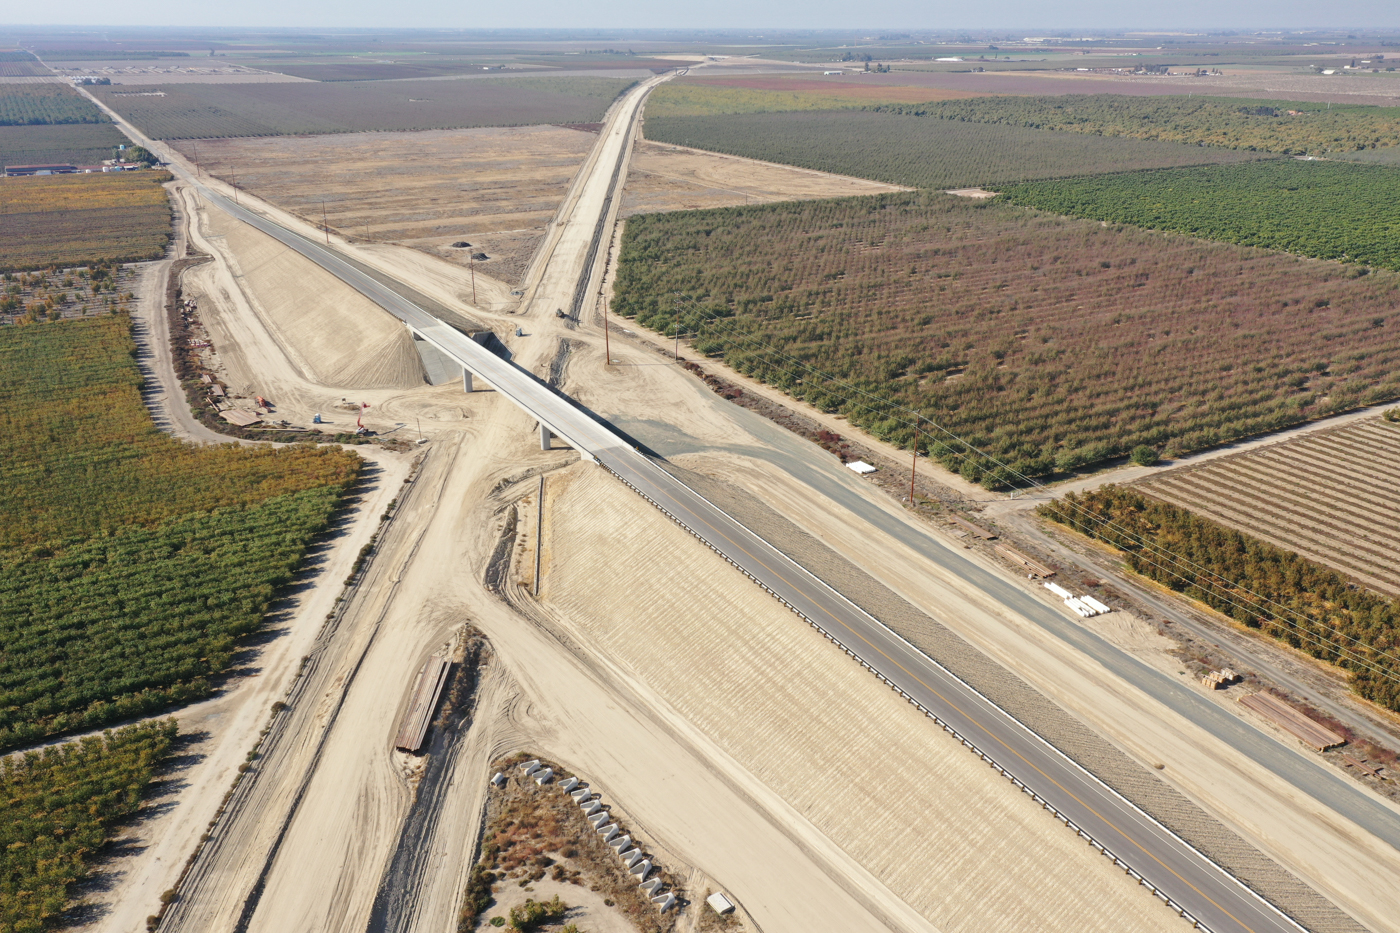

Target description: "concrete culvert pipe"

left=609, top=835, right=631, bottom=850
left=588, top=811, right=611, bottom=827
left=533, top=768, right=553, bottom=784
left=641, top=878, right=664, bottom=895
left=559, top=777, right=579, bottom=792
left=490, top=772, right=506, bottom=787
left=520, top=759, right=540, bottom=774
left=600, top=826, right=620, bottom=843
left=581, top=800, right=603, bottom=816
left=570, top=787, right=591, bottom=800
left=652, top=893, right=676, bottom=912
left=619, top=847, right=640, bottom=863
left=622, top=850, right=644, bottom=868
left=629, top=859, right=652, bottom=878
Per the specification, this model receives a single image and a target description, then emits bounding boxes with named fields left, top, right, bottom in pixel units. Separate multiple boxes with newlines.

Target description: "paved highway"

left=190, top=86, right=1307, bottom=933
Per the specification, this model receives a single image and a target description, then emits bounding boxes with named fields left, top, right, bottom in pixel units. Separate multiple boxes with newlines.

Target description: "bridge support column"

left=539, top=423, right=553, bottom=450
left=462, top=367, right=474, bottom=393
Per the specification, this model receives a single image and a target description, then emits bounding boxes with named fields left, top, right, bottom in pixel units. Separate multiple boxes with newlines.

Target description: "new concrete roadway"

left=188, top=83, right=1312, bottom=933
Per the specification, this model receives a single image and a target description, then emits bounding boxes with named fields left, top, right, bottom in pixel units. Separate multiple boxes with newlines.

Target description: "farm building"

left=4, top=164, right=79, bottom=176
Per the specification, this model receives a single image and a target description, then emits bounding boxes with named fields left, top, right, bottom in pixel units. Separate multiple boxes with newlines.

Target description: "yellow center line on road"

left=638, top=469, right=1265, bottom=933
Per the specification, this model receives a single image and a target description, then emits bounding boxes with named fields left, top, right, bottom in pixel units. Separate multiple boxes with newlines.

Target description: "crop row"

left=0, top=122, right=127, bottom=170
left=0, top=170, right=175, bottom=271
left=1039, top=485, right=1400, bottom=712
left=0, top=82, right=108, bottom=126
left=642, top=110, right=1261, bottom=191
left=999, top=159, right=1400, bottom=272
left=875, top=93, right=1400, bottom=156
left=612, top=191, right=1400, bottom=482
left=644, top=78, right=971, bottom=117
left=0, top=314, right=360, bottom=551
left=92, top=76, right=637, bottom=140
left=0, top=720, right=176, bottom=928
left=0, top=487, right=340, bottom=749
left=0, top=314, right=360, bottom=746
left=1137, top=419, right=1400, bottom=595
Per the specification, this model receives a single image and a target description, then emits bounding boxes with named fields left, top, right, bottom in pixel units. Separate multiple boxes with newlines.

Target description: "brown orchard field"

left=672, top=74, right=984, bottom=102
left=0, top=123, right=126, bottom=169
left=612, top=192, right=1400, bottom=483
left=90, top=75, right=635, bottom=140
left=0, top=170, right=172, bottom=271
left=173, top=125, right=595, bottom=283
left=1138, top=416, right=1400, bottom=598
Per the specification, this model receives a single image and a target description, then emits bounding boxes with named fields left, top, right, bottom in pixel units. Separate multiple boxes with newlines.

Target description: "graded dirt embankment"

left=174, top=125, right=597, bottom=284
left=620, top=139, right=905, bottom=215
left=539, top=463, right=1178, bottom=933
left=201, top=199, right=424, bottom=388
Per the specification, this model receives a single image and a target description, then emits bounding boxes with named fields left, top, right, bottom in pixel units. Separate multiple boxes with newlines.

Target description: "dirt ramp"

left=203, top=202, right=424, bottom=389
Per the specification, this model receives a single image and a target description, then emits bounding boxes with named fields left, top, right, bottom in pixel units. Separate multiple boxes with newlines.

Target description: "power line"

left=657, top=293, right=1400, bottom=686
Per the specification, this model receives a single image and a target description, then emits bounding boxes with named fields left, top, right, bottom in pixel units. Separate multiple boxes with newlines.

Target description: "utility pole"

left=191, top=141, right=200, bottom=175
left=603, top=294, right=612, bottom=366
left=231, top=168, right=239, bottom=204
left=909, top=421, right=919, bottom=507
left=673, top=297, right=680, bottom=360
left=468, top=251, right=477, bottom=304
left=322, top=201, right=330, bottom=246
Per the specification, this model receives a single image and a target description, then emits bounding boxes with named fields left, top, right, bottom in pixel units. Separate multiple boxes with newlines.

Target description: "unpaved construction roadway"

left=182, top=78, right=1314, bottom=933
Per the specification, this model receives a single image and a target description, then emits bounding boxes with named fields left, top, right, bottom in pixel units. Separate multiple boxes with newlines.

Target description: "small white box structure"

left=653, top=893, right=676, bottom=912
left=490, top=772, right=506, bottom=787
left=559, top=777, right=579, bottom=792
left=707, top=892, right=736, bottom=915
left=847, top=460, right=877, bottom=474
left=1064, top=597, right=1096, bottom=618
left=533, top=768, right=553, bottom=785
left=1043, top=582, right=1072, bottom=599
left=1081, top=595, right=1111, bottom=615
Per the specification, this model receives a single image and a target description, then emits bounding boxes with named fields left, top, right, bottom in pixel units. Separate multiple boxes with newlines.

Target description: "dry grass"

left=462, top=755, right=679, bottom=933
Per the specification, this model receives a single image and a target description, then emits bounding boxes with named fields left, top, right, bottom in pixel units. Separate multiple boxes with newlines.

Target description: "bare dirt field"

left=620, top=139, right=904, bottom=215
left=1136, top=415, right=1400, bottom=598
left=44, top=61, right=311, bottom=84
left=538, top=461, right=1181, bottom=933
left=170, top=125, right=597, bottom=283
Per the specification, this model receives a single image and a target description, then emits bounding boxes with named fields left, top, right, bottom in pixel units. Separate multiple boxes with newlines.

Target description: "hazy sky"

left=2, top=0, right=1396, bottom=31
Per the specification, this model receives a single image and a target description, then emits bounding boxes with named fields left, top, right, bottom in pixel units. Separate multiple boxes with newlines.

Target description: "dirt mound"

left=204, top=203, right=424, bottom=389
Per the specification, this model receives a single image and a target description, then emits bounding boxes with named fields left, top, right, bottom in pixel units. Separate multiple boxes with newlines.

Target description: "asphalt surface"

left=615, top=408, right=1400, bottom=855
left=196, top=196, right=1304, bottom=933
left=188, top=88, right=1312, bottom=933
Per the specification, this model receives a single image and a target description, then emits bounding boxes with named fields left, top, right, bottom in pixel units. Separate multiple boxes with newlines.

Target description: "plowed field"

left=1138, top=416, right=1400, bottom=597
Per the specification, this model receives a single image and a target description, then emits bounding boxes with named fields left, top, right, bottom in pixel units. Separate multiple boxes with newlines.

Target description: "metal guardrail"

left=598, top=457, right=1321, bottom=933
